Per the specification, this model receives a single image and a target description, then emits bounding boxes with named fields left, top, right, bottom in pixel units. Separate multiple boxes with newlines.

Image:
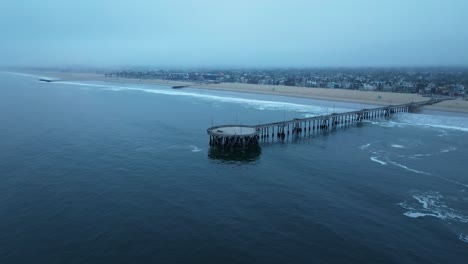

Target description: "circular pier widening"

left=207, top=125, right=259, bottom=148
left=208, top=125, right=258, bottom=137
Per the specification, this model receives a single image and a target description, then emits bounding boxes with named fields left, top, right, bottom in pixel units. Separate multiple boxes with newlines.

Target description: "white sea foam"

left=387, top=160, right=430, bottom=175
left=367, top=113, right=468, bottom=133
left=160, top=144, right=203, bottom=153
left=432, top=175, right=468, bottom=189
left=56, top=81, right=354, bottom=114
left=404, top=212, right=432, bottom=218
left=0, top=71, right=42, bottom=78
left=437, top=130, right=448, bottom=137
left=365, top=120, right=398, bottom=128
left=359, top=138, right=466, bottom=188
left=360, top=143, right=372, bottom=150
left=59, top=81, right=113, bottom=88
left=459, top=234, right=468, bottom=243
left=377, top=120, right=406, bottom=128
left=370, top=156, right=387, bottom=165
left=359, top=141, right=380, bottom=150
left=51, top=81, right=468, bottom=133
left=440, top=146, right=457, bottom=153
left=412, top=153, right=433, bottom=157
left=399, top=192, right=468, bottom=223
left=190, top=145, right=202, bottom=153
left=420, top=123, right=468, bottom=133
left=405, top=146, right=456, bottom=159
left=394, top=114, right=468, bottom=133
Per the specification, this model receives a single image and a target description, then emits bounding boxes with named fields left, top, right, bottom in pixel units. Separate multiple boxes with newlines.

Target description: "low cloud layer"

left=1, top=0, right=467, bottom=68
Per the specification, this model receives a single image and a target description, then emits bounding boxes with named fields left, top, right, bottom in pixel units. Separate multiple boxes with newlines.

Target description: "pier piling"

left=207, top=99, right=446, bottom=148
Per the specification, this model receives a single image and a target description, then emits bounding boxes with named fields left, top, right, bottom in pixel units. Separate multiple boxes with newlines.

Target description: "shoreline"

left=17, top=70, right=468, bottom=113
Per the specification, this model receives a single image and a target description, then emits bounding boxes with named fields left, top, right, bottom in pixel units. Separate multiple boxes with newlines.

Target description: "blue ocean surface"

left=1, top=72, right=468, bottom=263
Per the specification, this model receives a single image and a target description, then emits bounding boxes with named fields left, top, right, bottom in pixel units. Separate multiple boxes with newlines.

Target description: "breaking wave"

left=44, top=80, right=468, bottom=133
left=370, top=114, right=468, bottom=133
left=1, top=71, right=42, bottom=79
left=56, top=81, right=354, bottom=115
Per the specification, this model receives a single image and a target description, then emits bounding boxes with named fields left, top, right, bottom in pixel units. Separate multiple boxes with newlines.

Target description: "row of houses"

left=106, top=68, right=467, bottom=96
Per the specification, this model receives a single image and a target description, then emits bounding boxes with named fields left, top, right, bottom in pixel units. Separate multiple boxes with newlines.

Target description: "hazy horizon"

left=1, top=0, right=467, bottom=68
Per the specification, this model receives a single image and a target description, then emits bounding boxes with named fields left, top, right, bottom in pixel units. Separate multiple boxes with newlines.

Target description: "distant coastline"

left=20, top=70, right=468, bottom=113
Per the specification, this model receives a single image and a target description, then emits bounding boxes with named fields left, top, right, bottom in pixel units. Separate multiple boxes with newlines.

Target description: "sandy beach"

left=33, top=71, right=468, bottom=113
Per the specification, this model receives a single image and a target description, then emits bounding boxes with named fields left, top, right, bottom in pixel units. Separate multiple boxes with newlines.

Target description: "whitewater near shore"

left=26, top=71, right=468, bottom=113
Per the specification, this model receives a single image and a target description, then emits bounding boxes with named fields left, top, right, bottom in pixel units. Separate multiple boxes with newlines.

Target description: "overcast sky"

left=1, top=0, right=467, bottom=68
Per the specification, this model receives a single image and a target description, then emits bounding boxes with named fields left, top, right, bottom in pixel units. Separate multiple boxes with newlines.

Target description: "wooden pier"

left=207, top=99, right=446, bottom=148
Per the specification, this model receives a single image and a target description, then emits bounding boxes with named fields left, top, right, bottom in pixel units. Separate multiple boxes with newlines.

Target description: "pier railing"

left=207, top=98, right=446, bottom=148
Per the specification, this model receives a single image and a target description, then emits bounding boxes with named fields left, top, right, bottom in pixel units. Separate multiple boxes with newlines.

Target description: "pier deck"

left=207, top=98, right=448, bottom=148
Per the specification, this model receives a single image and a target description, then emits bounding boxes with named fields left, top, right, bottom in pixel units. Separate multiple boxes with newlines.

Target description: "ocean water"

left=1, top=72, right=468, bottom=263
